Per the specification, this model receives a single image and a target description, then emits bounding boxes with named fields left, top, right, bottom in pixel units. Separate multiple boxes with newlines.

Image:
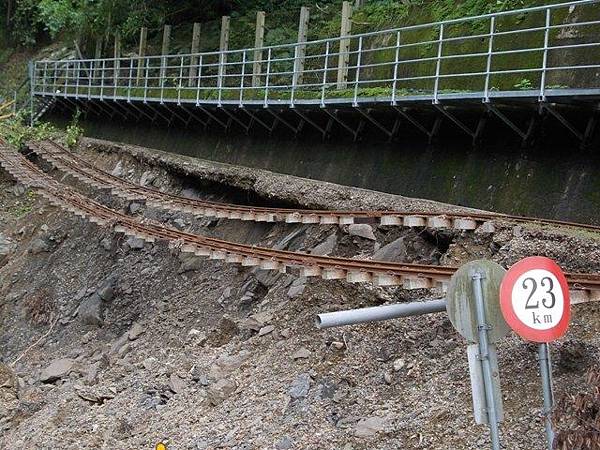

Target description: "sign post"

left=447, top=260, right=509, bottom=450
left=500, top=256, right=571, bottom=450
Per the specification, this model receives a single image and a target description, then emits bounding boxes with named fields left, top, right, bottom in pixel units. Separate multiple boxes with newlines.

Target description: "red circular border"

left=500, top=256, right=570, bottom=343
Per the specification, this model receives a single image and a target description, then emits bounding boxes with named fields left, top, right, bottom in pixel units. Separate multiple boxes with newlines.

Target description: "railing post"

left=218, top=15, right=231, bottom=105
left=336, top=1, right=353, bottom=89
left=239, top=50, right=247, bottom=107
left=136, top=27, right=148, bottom=85
left=294, top=6, right=310, bottom=87
left=75, top=61, right=80, bottom=97
left=28, top=61, right=34, bottom=126
left=291, top=44, right=299, bottom=107
left=160, top=24, right=171, bottom=83
left=100, top=59, right=106, bottom=100
left=177, top=55, right=184, bottom=105
left=391, top=31, right=401, bottom=105
left=196, top=55, right=203, bottom=105
left=540, top=7, right=552, bottom=101
left=88, top=61, right=93, bottom=100
left=127, top=58, right=133, bottom=102
left=252, top=11, right=265, bottom=87
left=63, top=61, right=69, bottom=97
left=433, top=23, right=444, bottom=104
left=189, top=22, right=201, bottom=87
left=263, top=47, right=272, bottom=108
left=353, top=35, right=363, bottom=107
left=484, top=16, right=496, bottom=103
left=321, top=41, right=330, bottom=108
left=144, top=58, right=149, bottom=103
left=114, top=31, right=121, bottom=96
left=42, top=62, right=48, bottom=96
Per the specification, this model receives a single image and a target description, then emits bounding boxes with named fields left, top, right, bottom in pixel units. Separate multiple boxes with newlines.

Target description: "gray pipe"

left=316, top=298, right=447, bottom=329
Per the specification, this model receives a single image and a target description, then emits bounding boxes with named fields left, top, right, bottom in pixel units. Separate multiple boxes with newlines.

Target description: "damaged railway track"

left=2, top=141, right=600, bottom=304
left=26, top=140, right=600, bottom=233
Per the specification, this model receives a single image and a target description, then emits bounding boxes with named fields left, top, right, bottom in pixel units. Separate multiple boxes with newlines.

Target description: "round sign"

left=446, top=260, right=510, bottom=344
left=500, top=256, right=570, bottom=343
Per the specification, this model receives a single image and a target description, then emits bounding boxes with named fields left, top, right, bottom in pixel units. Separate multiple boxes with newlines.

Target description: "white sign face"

left=511, top=269, right=564, bottom=331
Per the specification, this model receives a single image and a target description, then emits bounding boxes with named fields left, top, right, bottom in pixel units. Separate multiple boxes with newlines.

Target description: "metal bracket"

left=355, top=108, right=394, bottom=139
left=241, top=108, right=276, bottom=134
left=265, top=109, right=303, bottom=137
left=434, top=104, right=475, bottom=138
left=292, top=108, right=328, bottom=140
left=220, top=107, right=252, bottom=134
left=540, top=103, right=583, bottom=141
left=197, top=105, right=228, bottom=131
left=323, top=109, right=360, bottom=141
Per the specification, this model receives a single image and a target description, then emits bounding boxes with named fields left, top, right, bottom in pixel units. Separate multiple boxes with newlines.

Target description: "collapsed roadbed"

left=0, top=137, right=599, bottom=449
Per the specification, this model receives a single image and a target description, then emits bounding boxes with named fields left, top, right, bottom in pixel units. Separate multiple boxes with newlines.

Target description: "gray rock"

left=178, top=253, right=203, bottom=274
left=97, top=277, right=117, bottom=302
left=139, top=171, right=156, bottom=187
left=78, top=294, right=103, bottom=326
left=125, top=236, right=145, bottom=250
left=209, top=351, right=251, bottom=380
left=128, top=322, right=145, bottom=340
left=12, top=183, right=26, bottom=197
left=29, top=238, right=50, bottom=255
left=0, top=234, right=15, bottom=264
left=354, top=417, right=386, bottom=438
left=274, top=227, right=306, bottom=251
left=168, top=373, right=187, bottom=394
left=180, top=187, right=201, bottom=199
left=287, top=277, right=306, bottom=298
left=111, top=161, right=124, bottom=177
left=258, top=325, right=275, bottom=336
left=40, top=358, right=75, bottom=383
left=288, top=373, right=311, bottom=399
left=347, top=224, right=376, bottom=241
left=128, top=202, right=143, bottom=214
left=373, top=237, right=407, bottom=262
left=291, top=348, right=311, bottom=360
left=310, top=233, right=337, bottom=256
left=207, top=378, right=237, bottom=405
left=275, top=436, right=294, bottom=449
left=99, top=236, right=113, bottom=251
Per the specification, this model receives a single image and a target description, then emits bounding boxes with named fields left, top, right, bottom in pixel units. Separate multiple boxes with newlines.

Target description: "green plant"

left=65, top=109, right=83, bottom=149
left=514, top=78, right=533, bottom=90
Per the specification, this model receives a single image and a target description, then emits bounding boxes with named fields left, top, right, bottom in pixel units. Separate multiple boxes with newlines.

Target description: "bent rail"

left=32, top=0, right=600, bottom=108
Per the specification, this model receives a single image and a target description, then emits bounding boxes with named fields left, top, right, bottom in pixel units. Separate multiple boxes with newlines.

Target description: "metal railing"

left=32, top=0, right=600, bottom=108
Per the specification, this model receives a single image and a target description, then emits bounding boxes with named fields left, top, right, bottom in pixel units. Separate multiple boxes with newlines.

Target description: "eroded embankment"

left=0, top=138, right=599, bottom=449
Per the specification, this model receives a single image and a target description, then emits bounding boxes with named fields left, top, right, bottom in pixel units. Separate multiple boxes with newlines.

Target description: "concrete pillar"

left=136, top=27, right=148, bottom=85
left=189, top=22, right=201, bottom=87
left=218, top=16, right=230, bottom=89
left=160, top=24, right=171, bottom=81
left=337, top=1, right=353, bottom=89
left=294, top=6, right=310, bottom=86
left=252, top=11, right=266, bottom=87
left=113, top=31, right=121, bottom=89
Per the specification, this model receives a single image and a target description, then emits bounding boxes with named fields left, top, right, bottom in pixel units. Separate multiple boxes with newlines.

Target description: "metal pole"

left=484, top=16, right=495, bottom=103
left=196, top=55, right=203, bottom=106
left=540, top=8, right=552, bottom=101
left=353, top=35, right=363, bottom=107
left=178, top=55, right=184, bottom=105
left=239, top=50, right=246, bottom=107
left=433, top=23, right=444, bottom=104
left=263, top=47, right=272, bottom=108
left=391, top=31, right=400, bottom=106
left=321, top=41, right=330, bottom=108
left=316, top=299, right=446, bottom=328
left=472, top=272, right=501, bottom=450
left=538, top=343, right=555, bottom=450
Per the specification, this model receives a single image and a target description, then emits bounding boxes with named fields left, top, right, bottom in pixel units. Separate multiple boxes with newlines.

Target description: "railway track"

left=2, top=141, right=600, bottom=304
left=27, top=140, right=600, bottom=233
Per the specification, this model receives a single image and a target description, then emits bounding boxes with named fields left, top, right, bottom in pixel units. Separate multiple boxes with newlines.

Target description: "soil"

left=1, top=138, right=599, bottom=449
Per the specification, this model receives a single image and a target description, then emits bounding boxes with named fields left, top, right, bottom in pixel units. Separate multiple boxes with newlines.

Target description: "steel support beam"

left=128, top=102, right=156, bottom=123
left=540, top=103, right=583, bottom=141
left=162, top=104, right=191, bottom=126
left=355, top=108, right=394, bottom=138
left=582, top=112, right=598, bottom=149
left=265, top=108, right=303, bottom=136
left=323, top=109, right=360, bottom=141
left=220, top=107, right=251, bottom=133
left=197, top=105, right=228, bottom=131
left=485, top=104, right=527, bottom=140
left=240, top=108, right=276, bottom=134
left=434, top=104, right=475, bottom=138
left=293, top=108, right=328, bottom=140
